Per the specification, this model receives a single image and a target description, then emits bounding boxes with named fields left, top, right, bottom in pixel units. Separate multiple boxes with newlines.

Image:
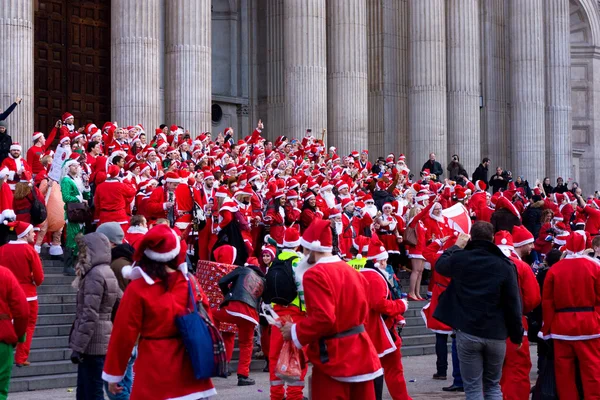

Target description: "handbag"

left=66, top=202, right=90, bottom=224
left=403, top=226, right=418, bottom=247
left=175, top=275, right=228, bottom=379
left=30, top=191, right=47, bottom=226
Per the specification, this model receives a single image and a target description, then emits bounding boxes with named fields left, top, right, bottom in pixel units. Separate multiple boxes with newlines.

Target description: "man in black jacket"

left=471, top=158, right=490, bottom=189
left=421, top=153, right=443, bottom=181
left=0, top=98, right=22, bottom=164
left=434, top=221, right=523, bottom=400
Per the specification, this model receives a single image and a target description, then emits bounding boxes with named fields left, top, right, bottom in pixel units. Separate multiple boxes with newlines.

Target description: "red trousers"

left=212, top=308, right=256, bottom=377
left=15, top=300, right=38, bottom=364
left=222, top=332, right=235, bottom=362
left=381, top=347, right=412, bottom=400
left=269, top=306, right=307, bottom=400
left=311, top=367, right=376, bottom=400
left=261, top=325, right=271, bottom=359
left=554, top=338, right=600, bottom=400
left=500, top=336, right=531, bottom=400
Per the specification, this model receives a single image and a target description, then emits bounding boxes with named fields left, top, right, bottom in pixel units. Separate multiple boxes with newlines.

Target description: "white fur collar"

left=122, top=263, right=189, bottom=285
left=127, top=226, right=148, bottom=235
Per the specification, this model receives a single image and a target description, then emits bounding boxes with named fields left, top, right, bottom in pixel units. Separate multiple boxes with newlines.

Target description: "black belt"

left=436, top=282, right=447, bottom=289
left=16, top=209, right=30, bottom=215
left=556, top=307, right=595, bottom=313
left=140, top=335, right=180, bottom=340
left=319, top=324, right=365, bottom=364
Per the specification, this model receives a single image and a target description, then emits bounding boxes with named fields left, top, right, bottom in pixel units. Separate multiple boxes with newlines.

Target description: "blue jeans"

left=451, top=336, right=463, bottom=387
left=456, top=331, right=506, bottom=400
left=435, top=333, right=449, bottom=375
left=104, top=346, right=137, bottom=400
left=77, top=355, right=105, bottom=400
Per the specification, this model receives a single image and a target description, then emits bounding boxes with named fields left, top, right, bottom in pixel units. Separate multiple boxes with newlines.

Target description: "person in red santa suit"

left=124, top=215, right=147, bottom=250
left=27, top=123, right=58, bottom=177
left=231, top=188, right=255, bottom=255
left=405, top=198, right=435, bottom=301
left=145, top=172, right=180, bottom=226
left=197, top=170, right=216, bottom=261
left=102, top=224, right=216, bottom=399
left=60, top=112, right=76, bottom=136
left=0, top=167, right=16, bottom=245
left=0, top=143, right=31, bottom=191
left=0, top=221, right=43, bottom=368
left=356, top=150, right=372, bottom=173
left=94, top=165, right=136, bottom=232
left=339, top=198, right=357, bottom=259
left=376, top=203, right=404, bottom=270
left=540, top=230, right=600, bottom=400
left=265, top=191, right=286, bottom=247
left=280, top=219, right=383, bottom=400
left=212, top=245, right=265, bottom=386
left=575, top=193, right=600, bottom=236
left=494, top=227, right=540, bottom=400
left=466, top=180, right=489, bottom=221
left=300, top=191, right=322, bottom=233
left=360, top=237, right=411, bottom=400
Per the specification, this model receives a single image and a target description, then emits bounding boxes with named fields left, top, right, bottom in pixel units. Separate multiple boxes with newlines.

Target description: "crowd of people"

left=0, top=103, right=599, bottom=400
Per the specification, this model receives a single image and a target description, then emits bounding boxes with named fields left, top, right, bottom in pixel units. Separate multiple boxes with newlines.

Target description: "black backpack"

left=263, top=256, right=299, bottom=306
left=30, top=192, right=47, bottom=226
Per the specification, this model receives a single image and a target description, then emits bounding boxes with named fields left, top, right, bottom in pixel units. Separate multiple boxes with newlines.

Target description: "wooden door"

left=34, top=0, right=111, bottom=135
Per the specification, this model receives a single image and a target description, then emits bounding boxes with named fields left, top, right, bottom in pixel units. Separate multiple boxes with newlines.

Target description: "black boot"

left=62, top=247, right=76, bottom=276
left=237, top=374, right=255, bottom=386
left=263, top=360, right=269, bottom=372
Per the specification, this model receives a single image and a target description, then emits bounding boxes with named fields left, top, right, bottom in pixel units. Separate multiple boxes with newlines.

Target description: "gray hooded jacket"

left=69, top=232, right=121, bottom=355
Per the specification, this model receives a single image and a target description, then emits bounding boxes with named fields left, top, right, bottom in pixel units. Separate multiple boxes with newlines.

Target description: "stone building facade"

left=1, top=0, right=600, bottom=190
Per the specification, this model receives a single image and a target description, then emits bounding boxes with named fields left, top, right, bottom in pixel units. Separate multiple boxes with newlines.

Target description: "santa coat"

left=534, top=222, right=554, bottom=255
left=27, top=127, right=57, bottom=175
left=581, top=204, right=600, bottom=236
left=266, top=205, right=285, bottom=245
left=1, top=156, right=32, bottom=190
left=103, top=270, right=216, bottom=400
left=94, top=179, right=136, bottom=225
left=13, top=187, right=45, bottom=225
left=174, top=183, right=203, bottom=230
left=541, top=254, right=600, bottom=341
left=291, top=256, right=383, bottom=382
left=467, top=191, right=487, bottom=220
left=284, top=204, right=301, bottom=226
left=0, top=266, right=29, bottom=345
left=145, top=186, right=178, bottom=223
left=0, top=241, right=44, bottom=301
left=423, top=214, right=453, bottom=244
left=378, top=214, right=400, bottom=254
left=197, top=186, right=216, bottom=261
left=339, top=212, right=356, bottom=257
left=300, top=207, right=322, bottom=233
left=124, top=226, right=147, bottom=250
left=421, top=240, right=453, bottom=334
left=360, top=267, right=407, bottom=357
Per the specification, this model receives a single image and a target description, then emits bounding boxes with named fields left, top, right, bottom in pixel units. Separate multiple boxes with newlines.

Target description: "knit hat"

left=96, top=222, right=124, bottom=245
left=566, top=230, right=587, bottom=254
left=134, top=224, right=181, bottom=262
left=512, top=225, right=534, bottom=248
left=214, top=245, right=237, bottom=265
left=367, top=238, right=388, bottom=261
left=300, top=219, right=333, bottom=252
left=9, top=143, right=21, bottom=152
left=7, top=221, right=33, bottom=239
left=283, top=227, right=301, bottom=248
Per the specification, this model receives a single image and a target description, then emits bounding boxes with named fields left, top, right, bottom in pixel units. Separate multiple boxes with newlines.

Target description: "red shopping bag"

left=275, top=315, right=303, bottom=383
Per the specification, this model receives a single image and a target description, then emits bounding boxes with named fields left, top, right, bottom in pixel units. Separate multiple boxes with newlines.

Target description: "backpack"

left=30, top=191, right=47, bottom=226
left=263, top=256, right=299, bottom=306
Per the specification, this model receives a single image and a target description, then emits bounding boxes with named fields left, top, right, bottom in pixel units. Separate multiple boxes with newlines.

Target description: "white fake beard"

left=364, top=204, right=377, bottom=218
left=335, top=221, right=343, bottom=235
left=323, top=191, right=336, bottom=208
left=66, top=123, right=75, bottom=132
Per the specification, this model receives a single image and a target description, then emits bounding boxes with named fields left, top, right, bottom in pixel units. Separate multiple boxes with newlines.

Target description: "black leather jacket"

left=219, top=265, right=266, bottom=310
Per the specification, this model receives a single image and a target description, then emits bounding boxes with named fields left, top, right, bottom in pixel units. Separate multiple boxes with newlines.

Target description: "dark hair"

left=130, top=215, right=146, bottom=227
left=470, top=221, right=494, bottom=242
left=592, top=235, right=600, bottom=248
left=159, top=124, right=167, bottom=129
left=139, top=254, right=179, bottom=290
left=482, top=157, right=490, bottom=163
left=87, top=140, right=99, bottom=153
left=545, top=250, right=562, bottom=267
left=112, top=155, right=123, bottom=165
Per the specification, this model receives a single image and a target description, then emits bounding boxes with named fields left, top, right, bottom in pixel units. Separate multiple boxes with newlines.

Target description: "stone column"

left=266, top=0, right=284, bottom=140
left=327, top=0, right=369, bottom=155
left=111, top=0, right=160, bottom=130
left=0, top=0, right=33, bottom=146
left=165, top=0, right=211, bottom=134
left=408, top=0, right=447, bottom=172
left=481, top=0, right=509, bottom=169
left=367, top=0, right=408, bottom=158
left=446, top=0, right=480, bottom=176
left=283, top=0, right=327, bottom=137
left=544, top=0, right=572, bottom=180
left=509, top=0, right=546, bottom=181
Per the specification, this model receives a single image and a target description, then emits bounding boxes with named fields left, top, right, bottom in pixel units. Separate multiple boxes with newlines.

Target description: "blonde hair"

left=13, top=182, right=32, bottom=201
left=408, top=206, right=421, bottom=221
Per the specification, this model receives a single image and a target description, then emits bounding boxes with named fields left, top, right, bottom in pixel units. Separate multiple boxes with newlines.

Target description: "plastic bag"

left=275, top=315, right=302, bottom=383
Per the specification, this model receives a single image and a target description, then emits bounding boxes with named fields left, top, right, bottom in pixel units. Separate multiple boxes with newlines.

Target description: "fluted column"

left=544, top=0, right=572, bottom=180
left=446, top=0, right=480, bottom=176
left=481, top=0, right=509, bottom=169
left=0, top=0, right=32, bottom=146
left=367, top=0, right=408, bottom=157
left=165, top=0, right=211, bottom=134
left=283, top=0, right=327, bottom=137
left=509, top=0, right=546, bottom=181
left=408, top=0, right=447, bottom=171
left=111, top=0, right=160, bottom=130
left=266, top=0, right=284, bottom=141
left=327, top=0, right=369, bottom=155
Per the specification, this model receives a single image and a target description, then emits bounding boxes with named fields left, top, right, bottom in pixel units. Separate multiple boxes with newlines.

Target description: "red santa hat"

left=475, top=180, right=487, bottom=191
left=494, top=230, right=514, bottom=256
left=234, top=187, right=253, bottom=198
left=351, top=151, right=359, bottom=158
left=62, top=112, right=74, bottom=121
left=300, top=219, right=333, bottom=252
left=214, top=245, right=237, bottom=265
left=328, top=206, right=342, bottom=219
left=261, top=245, right=276, bottom=260
left=19, top=171, right=32, bottom=184
left=495, top=196, right=520, bottom=217
left=367, top=238, right=388, bottom=262
left=133, top=224, right=181, bottom=262
left=321, top=180, right=333, bottom=191
left=454, top=186, right=467, bottom=201
left=283, top=227, right=301, bottom=248
left=341, top=198, right=355, bottom=209
left=32, top=132, right=45, bottom=142
left=303, top=191, right=315, bottom=202
left=512, top=225, right=534, bottom=248
left=107, top=165, right=120, bottom=178
left=286, top=190, right=299, bottom=200
left=398, top=154, right=406, bottom=162
left=9, top=142, right=21, bottom=152
left=215, top=186, right=229, bottom=199
left=164, top=172, right=181, bottom=184
left=566, top=230, right=587, bottom=254
left=363, top=193, right=374, bottom=203
left=7, top=221, right=33, bottom=239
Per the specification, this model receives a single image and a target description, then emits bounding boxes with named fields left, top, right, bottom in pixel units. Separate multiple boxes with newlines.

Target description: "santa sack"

left=45, top=182, right=65, bottom=232
left=275, top=315, right=303, bottom=383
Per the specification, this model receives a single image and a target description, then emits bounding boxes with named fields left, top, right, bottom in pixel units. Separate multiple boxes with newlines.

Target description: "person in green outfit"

left=0, top=265, right=28, bottom=399
left=60, top=154, right=90, bottom=276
